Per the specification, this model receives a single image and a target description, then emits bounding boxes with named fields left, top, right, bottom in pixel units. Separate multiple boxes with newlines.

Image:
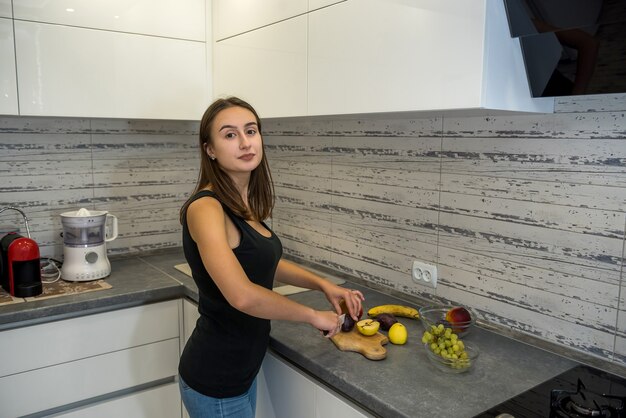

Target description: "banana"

left=368, top=304, right=420, bottom=319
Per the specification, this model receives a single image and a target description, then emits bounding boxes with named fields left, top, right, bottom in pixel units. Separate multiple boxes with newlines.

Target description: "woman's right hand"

left=312, top=310, right=342, bottom=338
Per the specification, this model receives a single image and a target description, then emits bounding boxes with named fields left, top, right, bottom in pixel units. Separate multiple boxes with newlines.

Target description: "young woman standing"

left=178, top=97, right=364, bottom=418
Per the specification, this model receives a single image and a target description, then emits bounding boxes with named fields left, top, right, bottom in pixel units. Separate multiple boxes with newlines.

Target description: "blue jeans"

left=179, top=376, right=257, bottom=418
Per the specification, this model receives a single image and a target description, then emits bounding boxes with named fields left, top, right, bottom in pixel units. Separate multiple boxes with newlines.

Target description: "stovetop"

left=475, top=365, right=626, bottom=418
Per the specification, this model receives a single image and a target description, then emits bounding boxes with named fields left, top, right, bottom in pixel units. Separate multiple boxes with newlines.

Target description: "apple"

left=356, top=319, right=380, bottom=336
left=445, top=306, right=472, bottom=331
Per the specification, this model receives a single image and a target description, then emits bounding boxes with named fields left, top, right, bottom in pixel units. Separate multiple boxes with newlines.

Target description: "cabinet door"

left=315, top=384, right=371, bottom=418
left=308, top=0, right=345, bottom=10
left=0, top=300, right=180, bottom=378
left=0, top=0, right=10, bottom=18
left=0, top=17, right=18, bottom=115
left=0, top=339, right=180, bottom=417
left=53, top=382, right=181, bottom=418
left=214, top=15, right=307, bottom=118
left=15, top=20, right=207, bottom=120
left=13, top=0, right=205, bottom=41
left=261, top=352, right=316, bottom=418
left=307, top=0, right=485, bottom=115
left=213, top=0, right=307, bottom=40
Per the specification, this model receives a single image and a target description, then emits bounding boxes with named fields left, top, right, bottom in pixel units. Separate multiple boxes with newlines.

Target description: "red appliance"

left=0, top=232, right=43, bottom=297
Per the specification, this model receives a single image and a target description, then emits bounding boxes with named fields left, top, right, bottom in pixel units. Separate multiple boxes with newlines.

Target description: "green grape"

left=421, top=326, right=472, bottom=370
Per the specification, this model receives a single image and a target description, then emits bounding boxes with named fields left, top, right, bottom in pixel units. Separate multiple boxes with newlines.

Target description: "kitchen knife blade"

left=323, top=314, right=346, bottom=336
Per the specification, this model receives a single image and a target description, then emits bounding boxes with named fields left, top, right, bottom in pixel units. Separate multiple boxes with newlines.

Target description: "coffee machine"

left=60, top=208, right=118, bottom=281
left=0, top=206, right=43, bottom=297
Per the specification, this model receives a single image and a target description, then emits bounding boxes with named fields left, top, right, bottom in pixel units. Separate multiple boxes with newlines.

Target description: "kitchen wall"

left=1, top=93, right=624, bottom=366
left=263, top=93, right=626, bottom=367
left=0, top=117, right=199, bottom=258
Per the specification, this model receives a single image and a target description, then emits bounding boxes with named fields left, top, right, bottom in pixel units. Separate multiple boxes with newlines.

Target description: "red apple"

left=445, top=307, right=472, bottom=329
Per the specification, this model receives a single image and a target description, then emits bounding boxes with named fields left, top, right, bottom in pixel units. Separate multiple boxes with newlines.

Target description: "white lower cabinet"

left=53, top=382, right=181, bottom=418
left=260, top=352, right=372, bottom=418
left=181, top=299, right=372, bottom=418
left=0, top=300, right=182, bottom=418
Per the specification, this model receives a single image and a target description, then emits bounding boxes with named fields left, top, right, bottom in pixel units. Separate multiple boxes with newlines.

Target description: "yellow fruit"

left=356, top=319, right=380, bottom=336
left=368, top=304, right=419, bottom=319
left=388, top=323, right=408, bottom=345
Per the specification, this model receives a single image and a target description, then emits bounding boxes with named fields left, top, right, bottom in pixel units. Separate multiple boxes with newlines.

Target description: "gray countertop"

left=0, top=248, right=578, bottom=417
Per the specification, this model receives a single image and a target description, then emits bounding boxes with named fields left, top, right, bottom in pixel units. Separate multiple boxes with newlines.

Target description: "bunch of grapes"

left=421, top=324, right=471, bottom=369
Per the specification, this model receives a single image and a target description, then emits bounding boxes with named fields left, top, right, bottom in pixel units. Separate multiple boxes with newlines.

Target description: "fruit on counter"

left=339, top=299, right=363, bottom=319
left=368, top=304, right=419, bottom=319
left=356, top=319, right=380, bottom=336
left=445, top=306, right=472, bottom=332
left=375, top=313, right=398, bottom=331
left=421, top=324, right=471, bottom=369
left=341, top=315, right=356, bottom=332
left=388, top=323, right=408, bottom=345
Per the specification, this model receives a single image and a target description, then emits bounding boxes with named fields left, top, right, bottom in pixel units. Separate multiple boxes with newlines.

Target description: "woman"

left=178, top=97, right=364, bottom=418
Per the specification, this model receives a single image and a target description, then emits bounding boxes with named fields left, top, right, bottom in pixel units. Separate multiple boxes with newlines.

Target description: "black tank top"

left=178, top=190, right=283, bottom=398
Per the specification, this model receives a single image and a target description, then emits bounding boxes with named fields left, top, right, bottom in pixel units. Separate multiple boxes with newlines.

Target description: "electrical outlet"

left=412, top=260, right=437, bottom=289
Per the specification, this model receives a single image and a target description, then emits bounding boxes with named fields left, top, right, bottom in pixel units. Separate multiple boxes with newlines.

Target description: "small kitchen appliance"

left=60, top=208, right=118, bottom=281
left=0, top=206, right=43, bottom=297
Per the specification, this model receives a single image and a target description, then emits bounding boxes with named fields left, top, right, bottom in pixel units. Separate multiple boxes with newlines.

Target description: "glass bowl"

left=419, top=306, right=476, bottom=337
left=423, top=342, right=479, bottom=374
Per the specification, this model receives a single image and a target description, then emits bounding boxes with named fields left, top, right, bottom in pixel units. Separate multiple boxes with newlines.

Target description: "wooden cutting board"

left=330, top=328, right=389, bottom=360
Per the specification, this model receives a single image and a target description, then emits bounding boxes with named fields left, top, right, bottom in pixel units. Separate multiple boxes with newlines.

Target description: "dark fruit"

left=376, top=313, right=398, bottom=331
left=341, top=315, right=355, bottom=332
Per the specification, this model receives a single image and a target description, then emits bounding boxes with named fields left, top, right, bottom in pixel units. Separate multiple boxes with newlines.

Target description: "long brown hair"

left=179, top=97, right=274, bottom=223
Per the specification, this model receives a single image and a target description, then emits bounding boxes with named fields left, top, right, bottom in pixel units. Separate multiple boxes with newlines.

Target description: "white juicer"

left=60, top=208, right=118, bottom=281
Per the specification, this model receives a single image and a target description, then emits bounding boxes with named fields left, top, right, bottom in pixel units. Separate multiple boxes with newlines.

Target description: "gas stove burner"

left=550, top=379, right=626, bottom=418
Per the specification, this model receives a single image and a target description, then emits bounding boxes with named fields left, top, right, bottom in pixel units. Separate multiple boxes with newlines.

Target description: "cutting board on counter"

left=331, top=328, right=388, bottom=360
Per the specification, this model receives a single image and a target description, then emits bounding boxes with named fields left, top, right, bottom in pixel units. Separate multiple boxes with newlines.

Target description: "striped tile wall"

left=263, top=93, right=626, bottom=366
left=0, top=117, right=200, bottom=259
left=1, top=93, right=624, bottom=365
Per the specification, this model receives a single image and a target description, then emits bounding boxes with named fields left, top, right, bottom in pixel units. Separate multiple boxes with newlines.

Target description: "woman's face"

left=207, top=106, right=263, bottom=178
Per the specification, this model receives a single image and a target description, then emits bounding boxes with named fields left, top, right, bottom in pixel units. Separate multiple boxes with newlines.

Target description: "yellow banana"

left=368, top=304, right=419, bottom=319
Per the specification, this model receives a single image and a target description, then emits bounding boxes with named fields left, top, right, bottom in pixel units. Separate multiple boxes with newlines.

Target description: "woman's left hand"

left=323, top=284, right=365, bottom=321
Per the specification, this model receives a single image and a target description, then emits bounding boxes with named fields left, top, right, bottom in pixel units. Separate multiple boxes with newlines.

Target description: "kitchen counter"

left=0, top=248, right=578, bottom=417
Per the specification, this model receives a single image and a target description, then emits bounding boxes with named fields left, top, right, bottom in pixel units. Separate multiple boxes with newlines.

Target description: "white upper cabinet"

left=0, top=0, right=11, bottom=18
left=15, top=21, right=207, bottom=119
left=0, top=18, right=18, bottom=115
left=13, top=0, right=206, bottom=41
left=308, top=0, right=345, bottom=11
left=213, top=0, right=307, bottom=40
left=213, top=0, right=553, bottom=118
left=307, top=0, right=553, bottom=116
left=214, top=15, right=307, bottom=118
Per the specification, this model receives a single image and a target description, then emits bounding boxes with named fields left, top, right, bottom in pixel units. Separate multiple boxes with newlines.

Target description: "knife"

left=323, top=314, right=346, bottom=337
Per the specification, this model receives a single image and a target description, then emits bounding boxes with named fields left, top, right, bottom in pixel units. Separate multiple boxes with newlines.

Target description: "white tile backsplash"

left=1, top=93, right=625, bottom=368
left=0, top=117, right=199, bottom=258
left=264, top=93, right=626, bottom=367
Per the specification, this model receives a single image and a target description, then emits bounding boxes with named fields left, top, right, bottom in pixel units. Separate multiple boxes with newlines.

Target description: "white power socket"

left=412, top=260, right=437, bottom=288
